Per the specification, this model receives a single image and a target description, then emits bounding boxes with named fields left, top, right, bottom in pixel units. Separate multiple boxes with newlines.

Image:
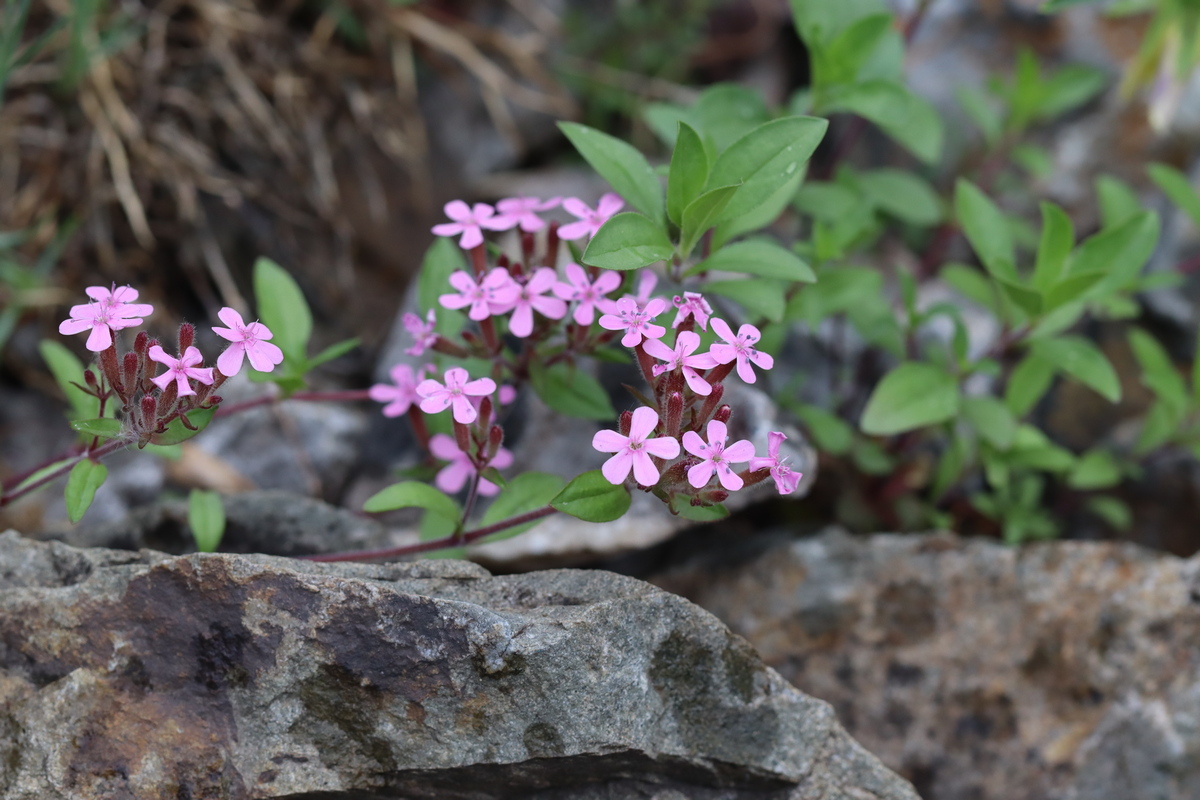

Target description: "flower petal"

left=681, top=430, right=706, bottom=457
left=629, top=406, right=660, bottom=440
left=723, top=439, right=756, bottom=463
left=643, top=436, right=680, bottom=459
left=217, top=307, right=244, bottom=330
left=687, top=461, right=714, bottom=489
left=601, top=451, right=633, bottom=484
left=217, top=346, right=245, bottom=377
left=592, top=429, right=629, bottom=453
left=705, top=419, right=728, bottom=445
left=631, top=452, right=660, bottom=487
left=85, top=325, right=112, bottom=352
left=710, top=317, right=735, bottom=343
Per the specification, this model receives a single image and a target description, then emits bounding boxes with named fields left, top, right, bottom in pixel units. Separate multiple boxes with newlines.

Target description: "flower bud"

left=123, top=352, right=139, bottom=391
left=140, top=394, right=157, bottom=428
left=521, top=230, right=535, bottom=266
left=453, top=419, right=472, bottom=456
left=714, top=404, right=732, bottom=424
left=666, top=392, right=683, bottom=438
left=619, top=409, right=633, bottom=437
left=697, top=489, right=729, bottom=505
left=178, top=322, right=195, bottom=352
left=487, top=425, right=504, bottom=459
left=134, top=330, right=149, bottom=356
left=545, top=221, right=560, bottom=268
left=477, top=396, right=494, bottom=427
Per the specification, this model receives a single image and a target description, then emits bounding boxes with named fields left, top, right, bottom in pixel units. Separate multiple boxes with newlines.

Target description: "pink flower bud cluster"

left=58, top=285, right=282, bottom=447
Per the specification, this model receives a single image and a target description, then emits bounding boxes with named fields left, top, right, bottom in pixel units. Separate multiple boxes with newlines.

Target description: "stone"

left=653, top=528, right=1200, bottom=800
left=0, top=531, right=914, bottom=800
left=63, top=490, right=400, bottom=557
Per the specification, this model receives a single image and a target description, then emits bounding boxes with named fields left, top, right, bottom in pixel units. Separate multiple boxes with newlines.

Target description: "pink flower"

left=416, top=367, right=497, bottom=424
left=592, top=406, right=680, bottom=486
left=672, top=292, right=713, bottom=331
left=553, top=263, right=622, bottom=325
left=643, top=331, right=719, bottom=395
left=750, top=431, right=801, bottom=496
left=627, top=271, right=658, bottom=309
left=58, top=285, right=154, bottom=352
left=429, top=433, right=513, bottom=496
left=505, top=267, right=568, bottom=338
left=431, top=200, right=509, bottom=249
left=403, top=309, right=438, bottom=356
left=211, top=307, right=284, bottom=376
left=599, top=296, right=668, bottom=348
left=498, top=384, right=517, bottom=405
left=148, top=345, right=214, bottom=397
left=558, top=193, right=625, bottom=240
left=682, top=419, right=756, bottom=491
left=369, top=363, right=427, bottom=417
left=709, top=318, right=774, bottom=383
left=439, top=268, right=519, bottom=321
left=493, top=196, right=561, bottom=232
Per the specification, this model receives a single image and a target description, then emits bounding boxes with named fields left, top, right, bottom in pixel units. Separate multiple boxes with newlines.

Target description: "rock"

left=63, top=490, right=401, bottom=557
left=652, top=528, right=1200, bottom=800
left=0, top=530, right=915, bottom=800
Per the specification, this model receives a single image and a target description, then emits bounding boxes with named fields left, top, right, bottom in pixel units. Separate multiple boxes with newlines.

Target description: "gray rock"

left=0, top=530, right=915, bottom=800
left=653, top=528, right=1200, bottom=800
left=65, top=490, right=399, bottom=557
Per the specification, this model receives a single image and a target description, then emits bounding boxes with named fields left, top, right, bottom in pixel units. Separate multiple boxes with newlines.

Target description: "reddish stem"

left=301, top=506, right=559, bottom=562
left=0, top=438, right=128, bottom=507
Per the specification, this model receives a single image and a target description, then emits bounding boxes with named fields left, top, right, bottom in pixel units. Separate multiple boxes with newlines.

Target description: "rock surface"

left=653, top=528, right=1200, bottom=800
left=0, top=531, right=915, bottom=800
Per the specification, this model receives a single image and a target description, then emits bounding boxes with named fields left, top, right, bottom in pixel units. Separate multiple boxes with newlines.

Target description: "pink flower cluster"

left=430, top=193, right=624, bottom=250
left=59, top=286, right=283, bottom=385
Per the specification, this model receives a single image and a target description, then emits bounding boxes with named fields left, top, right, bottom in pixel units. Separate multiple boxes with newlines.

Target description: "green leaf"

left=1042, top=271, right=1107, bottom=313
left=679, top=184, right=739, bottom=257
left=995, top=277, right=1042, bottom=318
left=65, top=459, right=107, bottom=524
left=705, top=239, right=818, bottom=283
left=550, top=470, right=631, bottom=522
left=1128, top=328, right=1187, bottom=413
left=860, top=362, right=959, bottom=435
left=1136, top=400, right=1179, bottom=454
left=712, top=168, right=806, bottom=248
left=823, top=80, right=943, bottom=164
left=479, top=472, right=565, bottom=540
left=852, top=438, right=894, bottom=475
left=961, top=396, right=1017, bottom=450
left=794, top=403, right=854, bottom=455
left=857, top=169, right=942, bottom=227
left=1032, top=202, right=1075, bottom=291
left=559, top=122, right=664, bottom=223
left=703, top=278, right=787, bottom=323
left=528, top=361, right=616, bottom=420
left=673, top=501, right=729, bottom=522
left=955, top=179, right=1015, bottom=277
left=39, top=339, right=99, bottom=420
left=790, top=0, right=886, bottom=44
left=956, top=86, right=1003, bottom=146
left=812, top=13, right=894, bottom=88
left=1095, top=174, right=1142, bottom=228
left=254, top=257, right=312, bottom=364
left=941, top=263, right=1000, bottom=314
left=581, top=212, right=674, bottom=271
left=148, top=407, right=217, bottom=447
left=1005, top=354, right=1055, bottom=416
left=1069, top=211, right=1159, bottom=296
left=1037, top=65, right=1108, bottom=120
left=1068, top=449, right=1121, bottom=490
left=307, top=337, right=360, bottom=370
left=1030, top=335, right=1121, bottom=402
left=364, top=480, right=461, bottom=521
left=70, top=418, right=124, bottom=440
left=686, top=238, right=815, bottom=282
left=1085, top=496, right=1131, bottom=531
left=1148, top=162, right=1200, bottom=229
left=417, top=237, right=467, bottom=337
left=188, top=489, right=226, bottom=552
left=667, top=122, right=709, bottom=226
left=705, top=116, right=828, bottom=224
